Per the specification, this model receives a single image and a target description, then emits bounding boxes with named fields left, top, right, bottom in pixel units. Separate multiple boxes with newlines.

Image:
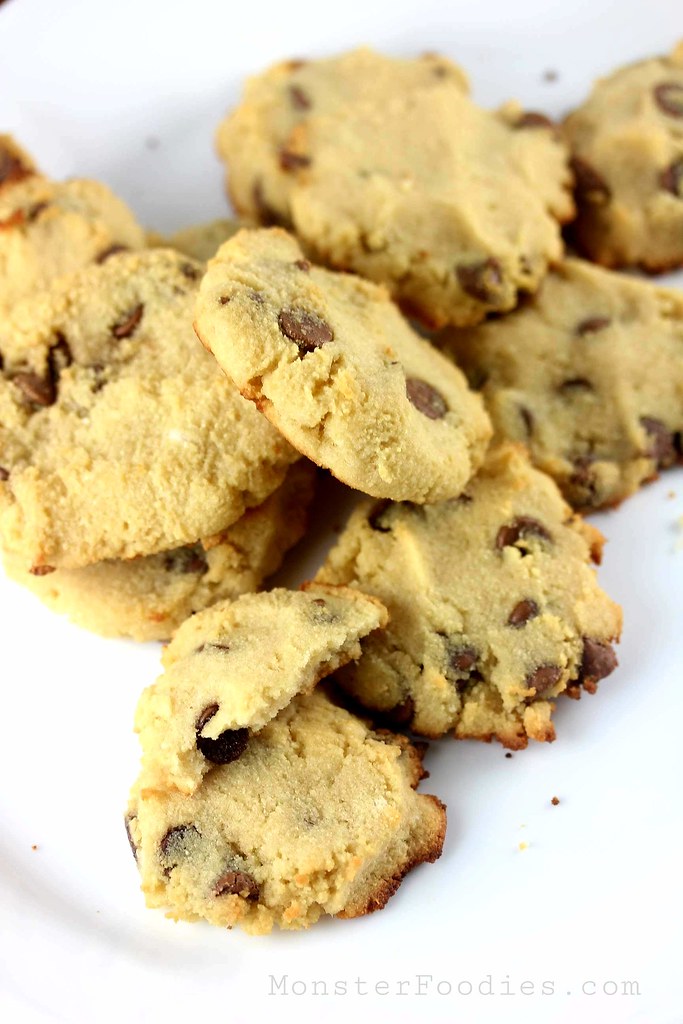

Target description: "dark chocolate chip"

left=660, top=159, right=683, bottom=197
left=576, top=316, right=611, bottom=336
left=525, top=664, right=562, bottom=696
left=278, top=308, right=333, bottom=354
left=457, top=258, right=504, bottom=303
left=289, top=84, right=311, bottom=110
left=279, top=148, right=311, bottom=172
left=27, top=201, right=48, bottom=222
left=95, top=244, right=129, bottom=264
left=294, top=258, right=311, bottom=271
left=641, top=416, right=677, bottom=467
left=508, top=599, right=539, bottom=628
left=447, top=644, right=478, bottom=673
left=406, top=378, right=448, bottom=419
left=111, top=303, right=144, bottom=340
left=13, top=371, right=55, bottom=407
left=29, top=565, right=56, bottom=576
left=0, top=146, right=32, bottom=187
left=124, top=814, right=138, bottom=861
left=195, top=703, right=219, bottom=733
left=569, top=456, right=597, bottom=501
left=368, top=499, right=393, bottom=532
left=516, top=111, right=554, bottom=129
left=159, top=824, right=200, bottom=865
left=520, top=405, right=534, bottom=436
left=496, top=516, right=552, bottom=550
left=163, top=544, right=209, bottom=574
left=196, top=725, right=249, bottom=765
left=653, top=82, right=683, bottom=118
left=578, top=637, right=618, bottom=687
left=213, top=869, right=260, bottom=900
left=252, top=180, right=283, bottom=227
left=383, top=696, right=415, bottom=726
left=0, top=466, right=8, bottom=481
left=570, top=156, right=610, bottom=205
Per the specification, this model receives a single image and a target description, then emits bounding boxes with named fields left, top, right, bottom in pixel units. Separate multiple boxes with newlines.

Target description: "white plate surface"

left=1, top=1, right=682, bottom=1022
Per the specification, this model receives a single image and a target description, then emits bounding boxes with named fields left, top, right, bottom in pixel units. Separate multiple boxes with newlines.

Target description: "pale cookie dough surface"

left=0, top=135, right=38, bottom=192
left=442, top=259, right=683, bottom=510
left=135, top=584, right=388, bottom=794
left=195, top=227, right=491, bottom=502
left=0, top=248, right=297, bottom=571
left=0, top=174, right=145, bottom=315
left=3, top=460, right=315, bottom=641
left=217, top=48, right=574, bottom=327
left=127, top=689, right=445, bottom=933
left=316, top=445, right=622, bottom=750
left=563, top=42, right=683, bottom=270
left=150, top=218, right=241, bottom=263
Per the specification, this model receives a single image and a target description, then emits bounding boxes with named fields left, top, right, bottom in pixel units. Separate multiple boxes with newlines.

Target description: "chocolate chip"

left=383, top=696, right=415, bottom=726
left=516, top=111, right=554, bottom=129
left=214, top=869, right=260, bottom=900
left=447, top=644, right=478, bottom=673
left=27, top=201, right=48, bottom=222
left=248, top=290, right=264, bottom=304
left=195, top=642, right=231, bottom=654
left=111, top=303, right=143, bottom=340
left=159, top=824, right=200, bottom=865
left=457, top=258, right=504, bottom=303
left=0, top=146, right=32, bottom=187
left=406, top=378, right=448, bottom=420
left=653, top=82, right=683, bottom=118
left=520, top=406, right=534, bottom=436
left=368, top=499, right=392, bottom=532
left=163, top=544, right=208, bottom=574
left=576, top=316, right=611, bottom=336
left=641, top=416, right=677, bottom=467
left=525, top=664, right=562, bottom=696
left=660, top=159, right=683, bottom=197
left=578, top=637, right=617, bottom=689
left=195, top=703, right=219, bottom=733
left=508, top=599, right=539, bottom=628
left=196, top=723, right=249, bottom=765
left=13, top=371, right=55, bottom=407
left=29, top=565, right=56, bottom=576
left=294, top=258, right=311, bottom=271
left=278, top=308, right=334, bottom=354
left=570, top=156, right=610, bottom=205
left=569, top=456, right=598, bottom=503
left=180, top=263, right=199, bottom=281
left=559, top=377, right=593, bottom=393
left=95, top=244, right=129, bottom=264
left=0, top=466, right=8, bottom=481
left=289, top=84, right=311, bottom=110
left=124, top=814, right=138, bottom=861
left=496, top=516, right=552, bottom=550
left=279, top=148, right=311, bottom=171
left=252, top=180, right=284, bottom=227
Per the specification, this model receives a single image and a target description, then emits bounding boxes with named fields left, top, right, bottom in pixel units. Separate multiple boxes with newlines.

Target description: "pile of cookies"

left=1, top=42, right=682, bottom=934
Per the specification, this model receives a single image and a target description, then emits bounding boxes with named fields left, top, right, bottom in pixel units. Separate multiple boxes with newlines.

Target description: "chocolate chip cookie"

left=442, top=258, right=683, bottom=509
left=0, top=248, right=297, bottom=571
left=3, top=460, right=315, bottom=640
left=217, top=48, right=574, bottom=326
left=315, top=445, right=622, bottom=750
left=0, top=171, right=145, bottom=316
left=135, top=583, right=388, bottom=794
left=563, top=41, right=683, bottom=270
left=194, top=227, right=491, bottom=502
left=127, top=688, right=445, bottom=933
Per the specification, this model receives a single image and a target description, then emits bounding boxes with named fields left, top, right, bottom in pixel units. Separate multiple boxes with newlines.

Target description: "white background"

left=1, top=1, right=682, bottom=1022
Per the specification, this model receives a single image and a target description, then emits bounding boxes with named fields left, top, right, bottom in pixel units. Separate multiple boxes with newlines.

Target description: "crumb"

left=551, top=796, right=560, bottom=806
left=31, top=844, right=38, bottom=851
left=145, top=136, right=160, bottom=151
left=505, top=752, right=513, bottom=759
left=518, top=841, right=529, bottom=851
left=543, top=69, right=559, bottom=83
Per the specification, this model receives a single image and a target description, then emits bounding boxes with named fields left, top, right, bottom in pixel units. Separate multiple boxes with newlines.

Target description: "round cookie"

left=127, top=689, right=446, bottom=933
left=442, top=258, right=683, bottom=510
left=217, top=48, right=574, bottom=327
left=0, top=248, right=298, bottom=571
left=0, top=174, right=145, bottom=315
left=194, top=227, right=492, bottom=503
left=135, top=583, right=388, bottom=794
left=2, top=460, right=315, bottom=641
left=563, top=42, right=683, bottom=270
left=315, top=445, right=622, bottom=750
left=0, top=135, right=38, bottom=192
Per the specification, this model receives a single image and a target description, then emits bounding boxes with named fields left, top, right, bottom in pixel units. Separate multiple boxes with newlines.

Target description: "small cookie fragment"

left=128, top=689, right=445, bottom=933
left=194, top=227, right=491, bottom=503
left=0, top=171, right=145, bottom=315
left=2, top=461, right=315, bottom=640
left=135, top=584, right=388, bottom=794
left=217, top=48, right=574, bottom=327
left=442, top=258, right=683, bottom=510
left=315, top=445, right=622, bottom=749
left=563, top=41, right=683, bottom=270
left=0, top=248, right=297, bottom=570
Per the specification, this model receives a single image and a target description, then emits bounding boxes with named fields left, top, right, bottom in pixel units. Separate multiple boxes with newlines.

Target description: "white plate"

left=1, top=1, right=682, bottom=1021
